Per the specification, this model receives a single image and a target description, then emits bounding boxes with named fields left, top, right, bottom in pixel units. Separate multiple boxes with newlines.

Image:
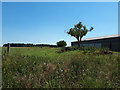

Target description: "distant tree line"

left=3, top=43, right=57, bottom=47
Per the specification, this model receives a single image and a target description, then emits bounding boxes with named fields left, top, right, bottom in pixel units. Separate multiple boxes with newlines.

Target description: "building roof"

left=72, top=34, right=120, bottom=42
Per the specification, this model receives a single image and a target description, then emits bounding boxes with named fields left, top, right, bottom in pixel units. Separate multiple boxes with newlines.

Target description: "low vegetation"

left=2, top=47, right=120, bottom=88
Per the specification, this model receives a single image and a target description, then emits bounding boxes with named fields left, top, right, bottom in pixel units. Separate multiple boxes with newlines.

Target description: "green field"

left=2, top=47, right=120, bottom=88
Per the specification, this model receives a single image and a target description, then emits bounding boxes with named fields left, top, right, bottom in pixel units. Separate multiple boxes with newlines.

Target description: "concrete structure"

left=71, top=34, right=120, bottom=51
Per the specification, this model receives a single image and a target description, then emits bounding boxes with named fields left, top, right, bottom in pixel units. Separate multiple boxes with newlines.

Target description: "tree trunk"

left=78, top=37, right=82, bottom=48
left=78, top=39, right=80, bottom=48
left=80, top=37, right=82, bottom=47
left=80, top=37, right=82, bottom=42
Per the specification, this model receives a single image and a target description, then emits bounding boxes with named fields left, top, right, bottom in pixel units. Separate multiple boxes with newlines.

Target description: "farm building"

left=71, top=34, right=120, bottom=51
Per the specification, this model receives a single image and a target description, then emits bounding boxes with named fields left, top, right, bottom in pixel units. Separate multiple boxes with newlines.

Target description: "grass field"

left=2, top=47, right=120, bottom=88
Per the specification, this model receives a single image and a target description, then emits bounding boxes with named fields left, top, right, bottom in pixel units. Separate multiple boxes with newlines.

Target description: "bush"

left=57, top=40, right=67, bottom=47
left=60, top=46, right=113, bottom=55
left=59, top=46, right=78, bottom=53
left=99, top=48, right=113, bottom=54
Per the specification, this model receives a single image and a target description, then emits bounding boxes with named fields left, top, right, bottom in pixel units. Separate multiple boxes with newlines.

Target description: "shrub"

left=99, top=48, right=113, bottom=54
left=57, top=40, right=67, bottom=47
left=60, top=46, right=78, bottom=52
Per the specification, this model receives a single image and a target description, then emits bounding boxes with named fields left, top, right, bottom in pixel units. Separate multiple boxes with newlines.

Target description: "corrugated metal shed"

left=72, top=34, right=120, bottom=42
left=71, top=34, right=120, bottom=51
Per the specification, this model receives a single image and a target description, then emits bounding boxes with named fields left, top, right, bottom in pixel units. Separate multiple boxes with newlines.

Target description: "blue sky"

left=2, top=2, right=118, bottom=46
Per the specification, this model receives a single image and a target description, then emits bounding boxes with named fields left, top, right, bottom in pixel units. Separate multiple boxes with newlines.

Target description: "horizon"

left=2, top=2, right=118, bottom=46
left=2, top=34, right=120, bottom=46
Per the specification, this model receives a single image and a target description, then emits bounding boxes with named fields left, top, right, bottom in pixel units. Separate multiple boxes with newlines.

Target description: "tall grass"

left=2, top=47, right=120, bottom=88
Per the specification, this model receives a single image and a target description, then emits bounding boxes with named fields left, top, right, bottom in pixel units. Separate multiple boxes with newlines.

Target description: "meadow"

left=2, top=47, right=120, bottom=88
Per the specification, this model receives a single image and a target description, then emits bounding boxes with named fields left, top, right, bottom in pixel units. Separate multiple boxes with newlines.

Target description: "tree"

left=57, top=40, right=67, bottom=47
left=67, top=22, right=94, bottom=47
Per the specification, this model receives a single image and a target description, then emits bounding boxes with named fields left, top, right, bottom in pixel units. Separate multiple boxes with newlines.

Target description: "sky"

left=2, top=2, right=118, bottom=46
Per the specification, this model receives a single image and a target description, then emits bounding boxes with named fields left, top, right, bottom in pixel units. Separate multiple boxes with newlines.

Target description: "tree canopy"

left=67, top=22, right=94, bottom=47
